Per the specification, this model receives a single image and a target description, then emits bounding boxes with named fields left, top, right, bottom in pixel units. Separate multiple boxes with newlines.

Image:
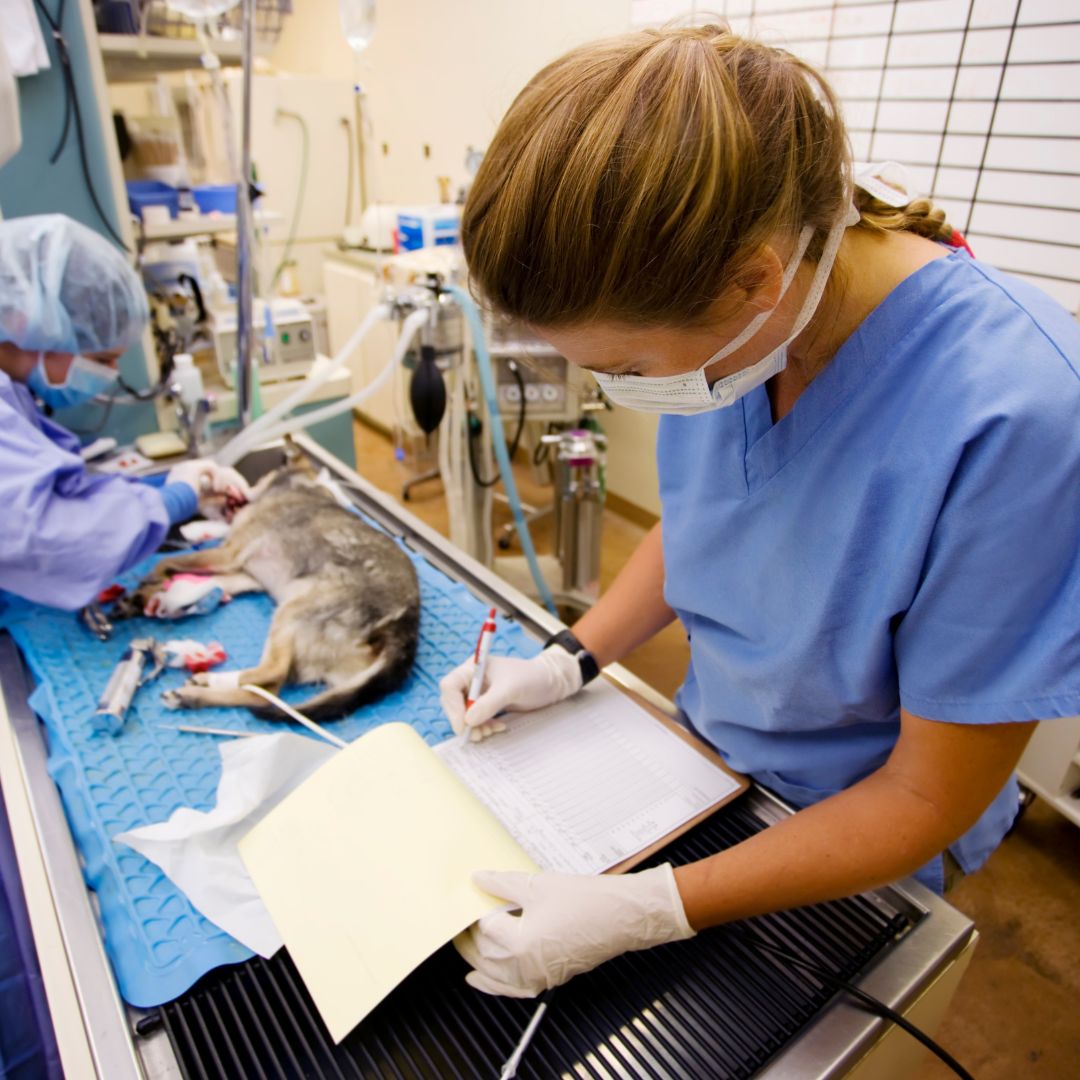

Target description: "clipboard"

left=601, top=677, right=747, bottom=873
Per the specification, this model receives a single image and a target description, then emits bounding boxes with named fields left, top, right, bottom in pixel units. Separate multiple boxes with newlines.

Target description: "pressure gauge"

left=465, top=146, right=485, bottom=177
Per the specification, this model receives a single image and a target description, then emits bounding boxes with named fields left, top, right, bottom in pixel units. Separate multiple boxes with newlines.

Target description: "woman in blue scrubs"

left=0, top=214, right=247, bottom=1076
left=441, top=26, right=1080, bottom=999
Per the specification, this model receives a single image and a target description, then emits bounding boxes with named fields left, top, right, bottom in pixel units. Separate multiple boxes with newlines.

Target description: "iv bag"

left=162, top=0, right=240, bottom=18
left=340, top=0, right=376, bottom=54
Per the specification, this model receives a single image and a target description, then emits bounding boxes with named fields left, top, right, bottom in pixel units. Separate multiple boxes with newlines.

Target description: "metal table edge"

left=0, top=434, right=977, bottom=1079
left=0, top=633, right=149, bottom=1079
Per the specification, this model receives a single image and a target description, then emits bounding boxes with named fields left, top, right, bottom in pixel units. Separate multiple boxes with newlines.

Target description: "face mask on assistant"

left=27, top=353, right=119, bottom=410
left=592, top=200, right=861, bottom=415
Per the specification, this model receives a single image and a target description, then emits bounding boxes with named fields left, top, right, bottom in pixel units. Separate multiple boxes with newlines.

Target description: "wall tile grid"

left=631, top=0, right=1080, bottom=315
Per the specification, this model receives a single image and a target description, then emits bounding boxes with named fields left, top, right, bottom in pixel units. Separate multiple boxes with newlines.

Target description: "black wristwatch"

left=544, top=629, right=600, bottom=686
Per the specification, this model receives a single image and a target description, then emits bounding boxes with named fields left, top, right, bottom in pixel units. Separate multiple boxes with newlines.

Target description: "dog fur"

left=120, top=463, right=420, bottom=720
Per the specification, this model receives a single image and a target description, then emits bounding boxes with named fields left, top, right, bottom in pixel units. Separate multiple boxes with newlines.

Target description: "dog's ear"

left=282, top=435, right=302, bottom=464
left=280, top=436, right=317, bottom=477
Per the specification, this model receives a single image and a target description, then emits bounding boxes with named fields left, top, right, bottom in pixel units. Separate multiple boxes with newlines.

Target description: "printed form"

left=436, top=680, right=741, bottom=875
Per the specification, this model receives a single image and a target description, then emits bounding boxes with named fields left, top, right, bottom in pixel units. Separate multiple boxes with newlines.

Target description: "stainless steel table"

left=0, top=434, right=976, bottom=1079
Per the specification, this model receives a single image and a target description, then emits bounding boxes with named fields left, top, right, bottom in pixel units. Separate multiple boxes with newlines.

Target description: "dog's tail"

left=261, top=608, right=419, bottom=722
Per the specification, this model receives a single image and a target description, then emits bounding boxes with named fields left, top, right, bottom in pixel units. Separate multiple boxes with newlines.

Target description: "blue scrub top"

left=657, top=251, right=1080, bottom=892
left=0, top=372, right=188, bottom=610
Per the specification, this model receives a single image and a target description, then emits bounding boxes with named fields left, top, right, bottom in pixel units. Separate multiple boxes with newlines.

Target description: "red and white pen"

left=462, top=607, right=497, bottom=745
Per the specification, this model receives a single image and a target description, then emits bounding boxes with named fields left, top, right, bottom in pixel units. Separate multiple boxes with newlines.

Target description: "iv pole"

left=234, top=0, right=256, bottom=428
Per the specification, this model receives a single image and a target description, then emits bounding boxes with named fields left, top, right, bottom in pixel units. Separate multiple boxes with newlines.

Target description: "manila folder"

left=238, top=722, right=538, bottom=1042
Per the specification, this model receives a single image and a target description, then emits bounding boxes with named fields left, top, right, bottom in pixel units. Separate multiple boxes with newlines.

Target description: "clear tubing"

left=216, top=301, right=392, bottom=465
left=218, top=307, right=427, bottom=455
left=445, top=284, right=557, bottom=615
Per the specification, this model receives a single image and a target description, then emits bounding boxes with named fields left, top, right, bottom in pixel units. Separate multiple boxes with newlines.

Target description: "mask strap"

left=853, top=161, right=916, bottom=208
left=73, top=355, right=120, bottom=379
left=783, top=201, right=859, bottom=345
left=709, top=199, right=857, bottom=402
left=36, top=350, right=62, bottom=388
left=696, top=222, right=815, bottom=371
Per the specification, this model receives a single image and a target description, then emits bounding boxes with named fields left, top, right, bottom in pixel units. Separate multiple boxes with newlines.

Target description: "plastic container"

left=126, top=180, right=180, bottom=221
left=171, top=353, right=204, bottom=409
left=340, top=0, right=376, bottom=53
left=193, top=184, right=238, bottom=215
left=397, top=205, right=461, bottom=251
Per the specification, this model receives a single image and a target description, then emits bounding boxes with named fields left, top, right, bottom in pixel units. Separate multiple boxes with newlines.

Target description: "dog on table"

left=118, top=460, right=420, bottom=720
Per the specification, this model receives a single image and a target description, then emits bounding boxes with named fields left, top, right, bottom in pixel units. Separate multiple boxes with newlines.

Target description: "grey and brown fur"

left=119, top=463, right=420, bottom=720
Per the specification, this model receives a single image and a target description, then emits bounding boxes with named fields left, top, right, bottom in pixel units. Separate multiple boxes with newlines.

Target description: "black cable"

left=533, top=422, right=556, bottom=466
left=467, top=361, right=528, bottom=488
left=49, top=67, right=72, bottom=164
left=726, top=929, right=975, bottom=1080
left=467, top=415, right=500, bottom=488
left=63, top=386, right=119, bottom=438
left=507, top=362, right=526, bottom=459
left=116, top=374, right=169, bottom=402
left=34, top=0, right=129, bottom=250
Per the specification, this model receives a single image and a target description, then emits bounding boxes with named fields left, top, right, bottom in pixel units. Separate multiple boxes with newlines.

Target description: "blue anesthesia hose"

left=446, top=284, right=558, bottom=616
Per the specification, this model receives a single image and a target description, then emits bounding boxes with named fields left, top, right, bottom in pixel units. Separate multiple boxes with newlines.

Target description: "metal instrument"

left=93, top=638, right=165, bottom=735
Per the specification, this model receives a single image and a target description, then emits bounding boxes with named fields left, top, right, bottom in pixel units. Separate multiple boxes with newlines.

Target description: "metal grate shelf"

left=154, top=799, right=910, bottom=1079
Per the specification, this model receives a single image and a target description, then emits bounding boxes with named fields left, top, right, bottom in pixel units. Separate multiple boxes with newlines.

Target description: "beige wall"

left=602, top=407, right=662, bottom=518
left=272, top=0, right=664, bottom=518
left=273, top=0, right=629, bottom=205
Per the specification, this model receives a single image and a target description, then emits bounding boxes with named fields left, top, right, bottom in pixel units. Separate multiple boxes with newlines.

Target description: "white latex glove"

left=455, top=865, right=695, bottom=998
left=439, top=648, right=583, bottom=742
left=166, top=459, right=251, bottom=519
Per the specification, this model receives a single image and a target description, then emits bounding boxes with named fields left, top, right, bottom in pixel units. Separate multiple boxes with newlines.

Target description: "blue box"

left=126, top=180, right=179, bottom=221
left=193, top=184, right=238, bottom=215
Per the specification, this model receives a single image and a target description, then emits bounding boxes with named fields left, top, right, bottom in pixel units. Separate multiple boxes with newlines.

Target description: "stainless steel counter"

left=0, top=434, right=976, bottom=1079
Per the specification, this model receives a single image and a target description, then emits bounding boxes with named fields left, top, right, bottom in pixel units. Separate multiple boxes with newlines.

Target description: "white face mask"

left=592, top=201, right=861, bottom=415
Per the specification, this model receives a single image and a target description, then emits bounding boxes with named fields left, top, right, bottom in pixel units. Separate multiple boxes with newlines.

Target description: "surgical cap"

left=0, top=214, right=148, bottom=355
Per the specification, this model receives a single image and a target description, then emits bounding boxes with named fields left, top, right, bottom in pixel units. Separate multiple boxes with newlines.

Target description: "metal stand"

left=233, top=0, right=256, bottom=429
left=495, top=495, right=554, bottom=549
left=401, top=466, right=441, bottom=502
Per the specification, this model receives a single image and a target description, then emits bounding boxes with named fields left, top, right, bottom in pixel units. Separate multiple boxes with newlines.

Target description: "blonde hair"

left=857, top=192, right=955, bottom=244
left=463, top=24, right=953, bottom=329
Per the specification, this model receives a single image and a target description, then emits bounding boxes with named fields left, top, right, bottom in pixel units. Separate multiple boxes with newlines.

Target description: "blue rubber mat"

left=1, top=536, right=540, bottom=1007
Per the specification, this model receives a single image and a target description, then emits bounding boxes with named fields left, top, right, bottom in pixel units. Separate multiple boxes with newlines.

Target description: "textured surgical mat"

left=1, top=536, right=539, bottom=1006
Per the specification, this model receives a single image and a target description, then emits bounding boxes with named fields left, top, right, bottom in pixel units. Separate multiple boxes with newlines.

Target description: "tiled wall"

left=632, top=0, right=1080, bottom=316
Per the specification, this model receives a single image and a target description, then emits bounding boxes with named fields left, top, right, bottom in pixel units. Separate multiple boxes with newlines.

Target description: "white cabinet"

left=1017, top=716, right=1080, bottom=828
left=322, top=256, right=406, bottom=433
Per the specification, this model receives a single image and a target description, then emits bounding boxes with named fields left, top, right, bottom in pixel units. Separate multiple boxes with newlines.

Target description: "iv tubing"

left=446, top=284, right=557, bottom=615
left=218, top=308, right=428, bottom=454
left=217, top=301, right=392, bottom=465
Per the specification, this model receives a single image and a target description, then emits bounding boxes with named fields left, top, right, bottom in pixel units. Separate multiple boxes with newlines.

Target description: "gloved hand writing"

left=166, top=459, right=251, bottom=520
left=455, top=865, right=695, bottom=997
left=439, top=649, right=582, bottom=742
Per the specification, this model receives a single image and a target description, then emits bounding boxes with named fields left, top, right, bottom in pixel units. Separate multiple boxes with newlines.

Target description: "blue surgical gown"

left=657, top=251, right=1080, bottom=893
left=0, top=371, right=195, bottom=610
left=0, top=373, right=195, bottom=1077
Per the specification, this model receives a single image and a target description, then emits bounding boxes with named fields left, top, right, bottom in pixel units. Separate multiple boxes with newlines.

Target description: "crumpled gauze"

left=115, top=732, right=338, bottom=957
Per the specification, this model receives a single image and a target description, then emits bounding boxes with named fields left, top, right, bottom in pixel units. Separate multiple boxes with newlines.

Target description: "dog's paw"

left=161, top=685, right=203, bottom=710
left=189, top=671, right=211, bottom=687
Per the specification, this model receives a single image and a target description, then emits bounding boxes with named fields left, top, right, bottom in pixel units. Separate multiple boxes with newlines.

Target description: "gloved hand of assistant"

left=439, top=648, right=583, bottom=742
left=166, top=460, right=251, bottom=520
left=455, top=865, right=695, bottom=997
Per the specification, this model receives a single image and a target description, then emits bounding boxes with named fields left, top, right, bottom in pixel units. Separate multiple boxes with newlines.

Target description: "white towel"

left=1, top=0, right=50, bottom=78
